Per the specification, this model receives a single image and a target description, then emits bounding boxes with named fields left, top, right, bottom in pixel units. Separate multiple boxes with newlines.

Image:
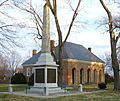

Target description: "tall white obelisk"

left=42, top=2, right=50, bottom=53
left=29, top=3, right=64, bottom=95
left=34, top=3, right=58, bottom=88
left=36, top=3, right=57, bottom=66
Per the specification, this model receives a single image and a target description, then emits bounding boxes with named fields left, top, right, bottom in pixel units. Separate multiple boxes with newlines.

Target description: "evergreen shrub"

left=98, top=82, right=107, bottom=89
left=11, top=73, right=27, bottom=84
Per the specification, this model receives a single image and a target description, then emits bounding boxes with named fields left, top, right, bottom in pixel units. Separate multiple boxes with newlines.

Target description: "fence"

left=0, top=84, right=28, bottom=93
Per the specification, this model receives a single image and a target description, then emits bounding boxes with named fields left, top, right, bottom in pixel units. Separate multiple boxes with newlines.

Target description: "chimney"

left=88, top=48, right=91, bottom=52
left=50, top=40, right=55, bottom=53
left=32, top=49, right=37, bottom=56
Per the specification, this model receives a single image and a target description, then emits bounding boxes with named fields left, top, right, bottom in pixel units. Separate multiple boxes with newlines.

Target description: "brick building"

left=22, top=41, right=105, bottom=85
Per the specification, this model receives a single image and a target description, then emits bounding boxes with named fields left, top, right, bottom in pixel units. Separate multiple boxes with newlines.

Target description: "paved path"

left=0, top=90, right=106, bottom=99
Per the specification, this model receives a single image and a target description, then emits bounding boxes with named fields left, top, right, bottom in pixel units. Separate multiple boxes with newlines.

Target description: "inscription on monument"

left=36, top=69, right=45, bottom=83
left=47, top=69, right=56, bottom=83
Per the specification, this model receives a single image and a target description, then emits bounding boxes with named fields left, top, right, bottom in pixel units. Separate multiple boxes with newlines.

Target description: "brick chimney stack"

left=88, top=48, right=91, bottom=52
left=32, top=49, right=37, bottom=56
left=50, top=40, right=55, bottom=53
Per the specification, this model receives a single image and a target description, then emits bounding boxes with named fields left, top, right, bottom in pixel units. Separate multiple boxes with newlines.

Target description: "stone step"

left=48, top=87, right=65, bottom=94
left=27, top=87, right=65, bottom=95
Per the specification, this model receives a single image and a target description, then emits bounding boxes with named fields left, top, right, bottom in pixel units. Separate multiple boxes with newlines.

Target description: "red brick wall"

left=63, top=59, right=105, bottom=86
left=23, top=59, right=105, bottom=85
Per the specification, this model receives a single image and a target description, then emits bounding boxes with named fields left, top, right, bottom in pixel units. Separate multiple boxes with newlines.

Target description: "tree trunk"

left=113, top=68, right=120, bottom=91
left=100, top=0, right=120, bottom=92
left=111, top=38, right=120, bottom=91
left=58, top=40, right=64, bottom=87
left=47, top=0, right=82, bottom=87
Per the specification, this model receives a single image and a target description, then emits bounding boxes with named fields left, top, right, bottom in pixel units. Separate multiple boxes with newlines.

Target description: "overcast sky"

left=5, top=0, right=119, bottom=60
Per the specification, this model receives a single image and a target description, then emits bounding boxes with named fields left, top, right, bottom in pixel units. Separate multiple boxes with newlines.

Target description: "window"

left=87, top=69, right=91, bottom=83
left=80, top=68, right=84, bottom=84
left=72, top=68, right=76, bottom=84
left=94, top=69, right=97, bottom=83
left=99, top=70, right=102, bottom=83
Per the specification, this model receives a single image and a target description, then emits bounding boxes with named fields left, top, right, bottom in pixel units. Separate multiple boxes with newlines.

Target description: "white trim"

left=45, top=67, right=47, bottom=87
left=34, top=83, right=58, bottom=87
left=34, top=66, right=57, bottom=69
left=63, top=59, right=104, bottom=65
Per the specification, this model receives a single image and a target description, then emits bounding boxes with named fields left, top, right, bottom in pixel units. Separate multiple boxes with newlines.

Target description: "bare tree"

left=46, top=0, right=82, bottom=85
left=0, top=0, right=21, bottom=53
left=0, top=53, right=8, bottom=71
left=12, top=0, right=43, bottom=40
left=0, top=51, right=21, bottom=82
left=7, top=51, right=22, bottom=76
left=99, top=0, right=120, bottom=91
left=0, top=53, right=10, bottom=82
left=103, top=53, right=113, bottom=75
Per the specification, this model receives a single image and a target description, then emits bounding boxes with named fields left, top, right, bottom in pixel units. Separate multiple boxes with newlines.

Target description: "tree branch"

left=99, top=0, right=113, bottom=36
left=30, top=4, right=43, bottom=25
left=116, top=32, right=120, bottom=43
left=63, top=0, right=82, bottom=43
left=0, top=25, right=13, bottom=29
left=0, top=0, right=8, bottom=6
left=53, top=0, right=57, bottom=15
left=47, top=0, right=55, bottom=15
left=47, top=1, right=62, bottom=47
left=13, top=1, right=43, bottom=39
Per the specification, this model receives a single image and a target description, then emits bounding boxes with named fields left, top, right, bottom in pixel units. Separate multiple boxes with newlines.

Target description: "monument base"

left=34, top=83, right=58, bottom=87
left=27, top=86, right=65, bottom=96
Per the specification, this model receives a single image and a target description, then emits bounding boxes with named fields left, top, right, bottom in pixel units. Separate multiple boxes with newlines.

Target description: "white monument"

left=29, top=3, right=64, bottom=95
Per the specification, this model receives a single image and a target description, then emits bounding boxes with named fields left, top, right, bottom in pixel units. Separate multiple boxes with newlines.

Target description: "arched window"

left=80, top=68, right=84, bottom=84
left=87, top=69, right=91, bottom=83
left=99, top=70, right=102, bottom=83
left=94, top=69, right=97, bottom=83
left=72, top=68, right=76, bottom=84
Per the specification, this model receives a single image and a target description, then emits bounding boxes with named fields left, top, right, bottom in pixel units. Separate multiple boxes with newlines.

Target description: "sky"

left=3, top=0, right=120, bottom=61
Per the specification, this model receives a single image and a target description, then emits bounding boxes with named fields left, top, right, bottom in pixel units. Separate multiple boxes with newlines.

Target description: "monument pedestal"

left=28, top=53, right=64, bottom=95
left=34, top=52, right=58, bottom=87
left=28, top=3, right=64, bottom=96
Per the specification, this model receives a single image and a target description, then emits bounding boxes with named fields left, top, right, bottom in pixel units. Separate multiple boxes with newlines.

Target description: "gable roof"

left=22, top=42, right=104, bottom=66
left=56, top=42, right=104, bottom=63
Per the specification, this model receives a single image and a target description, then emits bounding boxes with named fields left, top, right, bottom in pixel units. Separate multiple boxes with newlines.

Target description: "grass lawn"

left=0, top=84, right=99, bottom=92
left=0, top=83, right=119, bottom=101
left=0, top=91, right=120, bottom=101
left=0, top=84, right=27, bottom=92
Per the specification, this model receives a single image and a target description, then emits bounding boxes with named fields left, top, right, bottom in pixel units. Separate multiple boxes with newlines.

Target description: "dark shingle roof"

left=56, top=42, right=104, bottom=63
left=22, top=52, right=41, bottom=66
left=22, top=42, right=104, bottom=66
